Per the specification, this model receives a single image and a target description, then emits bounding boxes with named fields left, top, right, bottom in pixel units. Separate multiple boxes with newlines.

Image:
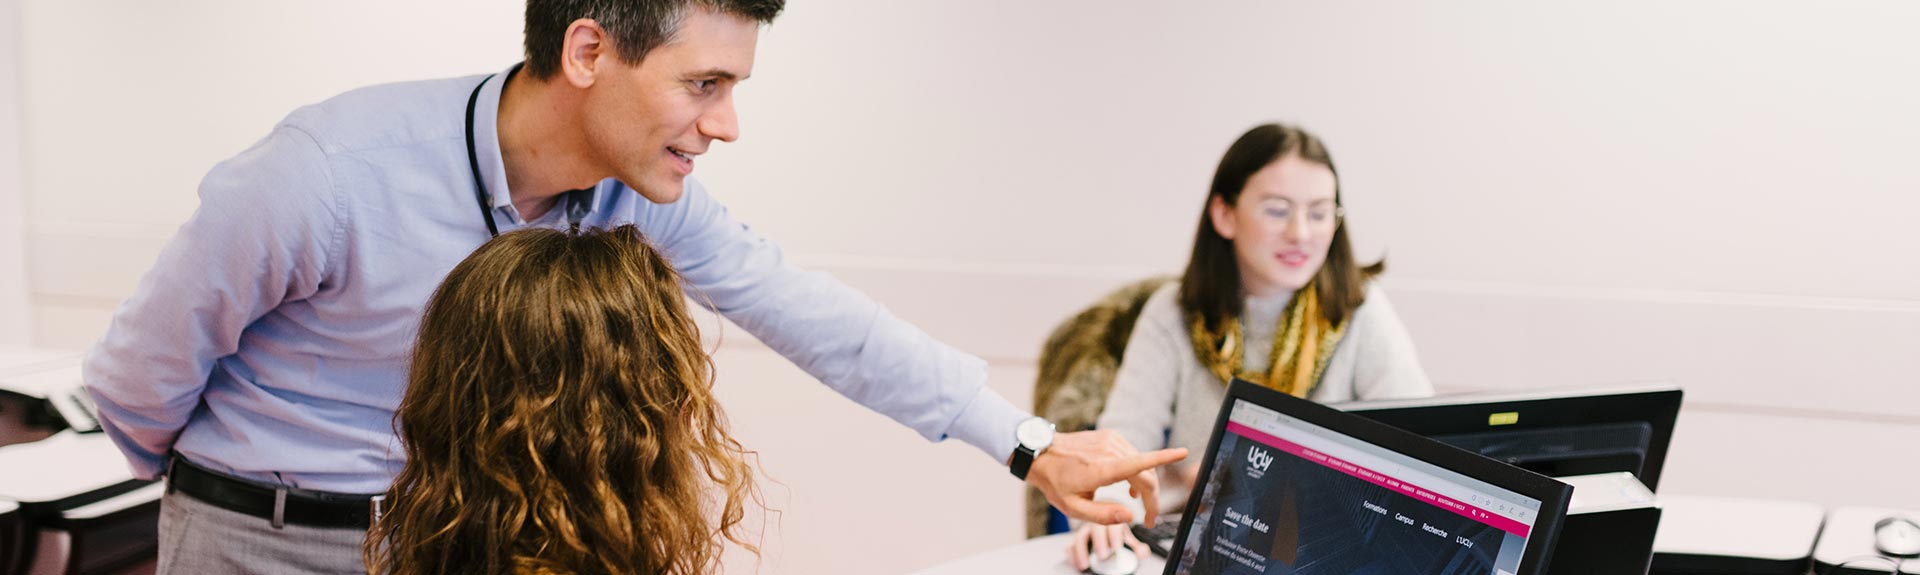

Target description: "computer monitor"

left=1336, top=384, right=1683, bottom=492
left=1167, top=379, right=1572, bottom=575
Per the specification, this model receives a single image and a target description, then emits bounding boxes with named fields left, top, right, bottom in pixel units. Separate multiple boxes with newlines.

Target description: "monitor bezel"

left=1334, top=383, right=1683, bottom=492
left=1163, top=379, right=1574, bottom=575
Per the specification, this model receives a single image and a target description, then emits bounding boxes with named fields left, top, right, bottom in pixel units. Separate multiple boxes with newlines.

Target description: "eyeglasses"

left=1258, top=203, right=1345, bottom=231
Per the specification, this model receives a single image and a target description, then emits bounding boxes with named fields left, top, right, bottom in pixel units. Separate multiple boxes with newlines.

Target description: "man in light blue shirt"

left=83, top=1, right=1185, bottom=572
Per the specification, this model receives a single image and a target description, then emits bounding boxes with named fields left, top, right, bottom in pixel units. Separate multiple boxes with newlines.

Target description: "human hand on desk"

left=1063, top=481, right=1153, bottom=571
left=1026, top=429, right=1188, bottom=526
left=1066, top=522, right=1151, bottom=572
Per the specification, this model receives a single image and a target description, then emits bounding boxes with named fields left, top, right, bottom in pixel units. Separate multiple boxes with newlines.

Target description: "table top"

left=0, top=347, right=79, bottom=374
left=1653, top=494, right=1826, bottom=560
left=0, top=348, right=82, bottom=400
left=912, top=533, right=1170, bottom=575
left=0, top=430, right=138, bottom=504
left=1813, top=506, right=1920, bottom=574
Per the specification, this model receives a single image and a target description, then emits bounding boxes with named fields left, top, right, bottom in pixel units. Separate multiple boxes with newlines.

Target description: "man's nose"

left=698, top=94, right=740, bottom=143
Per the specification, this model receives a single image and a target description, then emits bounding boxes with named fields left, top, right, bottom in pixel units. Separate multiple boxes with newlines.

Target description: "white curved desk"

left=0, top=432, right=136, bottom=504
left=912, top=533, right=1170, bottom=575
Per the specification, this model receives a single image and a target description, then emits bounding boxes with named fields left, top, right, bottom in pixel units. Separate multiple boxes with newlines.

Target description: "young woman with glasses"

left=1066, top=124, right=1434, bottom=570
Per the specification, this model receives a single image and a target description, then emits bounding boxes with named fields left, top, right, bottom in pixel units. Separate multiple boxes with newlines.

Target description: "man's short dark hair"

left=524, top=0, right=785, bottom=80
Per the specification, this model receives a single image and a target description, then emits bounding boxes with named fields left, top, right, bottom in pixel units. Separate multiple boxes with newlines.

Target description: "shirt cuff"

left=94, top=417, right=169, bottom=481
left=944, top=385, right=1032, bottom=464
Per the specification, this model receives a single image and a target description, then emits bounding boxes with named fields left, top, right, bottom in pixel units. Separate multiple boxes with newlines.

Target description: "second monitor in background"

left=1335, top=384, right=1683, bottom=492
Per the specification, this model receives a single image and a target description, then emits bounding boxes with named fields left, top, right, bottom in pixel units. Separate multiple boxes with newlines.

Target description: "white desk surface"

left=1813, top=506, right=1920, bottom=574
left=0, top=431, right=137, bottom=504
left=0, top=347, right=79, bottom=373
left=1653, top=494, right=1825, bottom=561
left=0, top=362, right=81, bottom=401
left=0, top=347, right=82, bottom=400
left=912, top=533, right=1169, bottom=575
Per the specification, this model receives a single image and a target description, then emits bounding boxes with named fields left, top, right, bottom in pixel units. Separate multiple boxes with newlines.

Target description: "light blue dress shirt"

left=82, top=65, right=1029, bottom=494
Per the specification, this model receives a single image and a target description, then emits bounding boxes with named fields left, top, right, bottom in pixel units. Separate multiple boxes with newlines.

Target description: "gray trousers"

left=156, top=488, right=369, bottom=575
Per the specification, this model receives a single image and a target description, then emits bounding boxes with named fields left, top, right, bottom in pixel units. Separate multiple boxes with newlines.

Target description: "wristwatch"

left=1010, top=417, right=1056, bottom=481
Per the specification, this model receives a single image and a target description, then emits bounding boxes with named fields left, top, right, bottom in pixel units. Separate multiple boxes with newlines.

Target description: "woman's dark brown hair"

left=368, top=225, right=758, bottom=575
left=1178, top=123, right=1385, bottom=330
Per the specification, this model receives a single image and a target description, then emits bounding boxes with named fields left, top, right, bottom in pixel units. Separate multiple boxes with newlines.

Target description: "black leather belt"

left=166, top=457, right=384, bottom=530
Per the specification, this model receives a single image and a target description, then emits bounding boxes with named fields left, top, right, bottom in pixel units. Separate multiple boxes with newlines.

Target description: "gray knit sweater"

left=1094, top=282, right=1434, bottom=513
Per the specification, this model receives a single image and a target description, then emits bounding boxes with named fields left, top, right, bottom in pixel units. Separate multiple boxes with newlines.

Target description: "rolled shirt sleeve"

left=640, top=178, right=1029, bottom=462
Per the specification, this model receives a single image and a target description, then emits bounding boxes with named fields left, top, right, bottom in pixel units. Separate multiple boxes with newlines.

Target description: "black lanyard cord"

left=465, top=74, right=501, bottom=238
left=466, top=68, right=590, bottom=238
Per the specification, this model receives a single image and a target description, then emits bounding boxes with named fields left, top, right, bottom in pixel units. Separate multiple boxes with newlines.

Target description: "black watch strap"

left=1010, top=444, right=1038, bottom=481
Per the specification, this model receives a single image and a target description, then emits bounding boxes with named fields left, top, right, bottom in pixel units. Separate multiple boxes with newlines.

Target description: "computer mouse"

left=1087, top=546, right=1139, bottom=575
left=1876, top=516, right=1920, bottom=558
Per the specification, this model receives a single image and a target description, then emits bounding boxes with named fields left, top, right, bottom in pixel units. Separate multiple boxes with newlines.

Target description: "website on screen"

left=1173, top=401, right=1542, bottom=575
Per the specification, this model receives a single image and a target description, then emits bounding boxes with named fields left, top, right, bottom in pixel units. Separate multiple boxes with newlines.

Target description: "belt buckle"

left=370, top=494, right=387, bottom=527
left=270, top=488, right=288, bottom=529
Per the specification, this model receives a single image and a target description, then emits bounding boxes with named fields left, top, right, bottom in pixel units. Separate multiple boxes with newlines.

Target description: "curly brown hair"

left=367, top=224, right=760, bottom=575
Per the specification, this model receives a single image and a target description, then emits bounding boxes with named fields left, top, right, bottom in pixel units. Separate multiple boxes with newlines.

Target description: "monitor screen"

left=1337, top=384, right=1683, bottom=491
left=1169, top=381, right=1571, bottom=575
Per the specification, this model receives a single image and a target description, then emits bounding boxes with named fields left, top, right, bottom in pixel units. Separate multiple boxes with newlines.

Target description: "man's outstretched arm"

left=637, top=178, right=1184, bottom=524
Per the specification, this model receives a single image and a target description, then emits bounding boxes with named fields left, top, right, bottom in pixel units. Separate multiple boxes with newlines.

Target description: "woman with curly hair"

left=366, top=224, right=759, bottom=575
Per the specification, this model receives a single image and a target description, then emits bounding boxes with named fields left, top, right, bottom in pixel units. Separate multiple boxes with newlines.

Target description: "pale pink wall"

left=14, top=1, right=1920, bottom=572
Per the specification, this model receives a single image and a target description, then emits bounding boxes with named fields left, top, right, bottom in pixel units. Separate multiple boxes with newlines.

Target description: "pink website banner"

left=1224, top=422, right=1532, bottom=537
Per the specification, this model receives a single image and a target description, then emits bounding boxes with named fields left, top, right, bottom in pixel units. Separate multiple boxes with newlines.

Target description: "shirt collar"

left=475, top=62, right=610, bottom=221
left=576, top=182, right=607, bottom=221
left=473, top=62, right=520, bottom=211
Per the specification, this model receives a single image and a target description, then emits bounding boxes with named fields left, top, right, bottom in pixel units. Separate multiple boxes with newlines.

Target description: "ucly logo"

left=1247, top=446, right=1274, bottom=476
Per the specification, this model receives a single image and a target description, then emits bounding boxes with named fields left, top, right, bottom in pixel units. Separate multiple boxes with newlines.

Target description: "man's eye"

left=692, top=79, right=715, bottom=92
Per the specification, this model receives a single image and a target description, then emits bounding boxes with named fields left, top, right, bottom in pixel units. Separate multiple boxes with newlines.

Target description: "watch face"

left=1017, top=418, right=1055, bottom=449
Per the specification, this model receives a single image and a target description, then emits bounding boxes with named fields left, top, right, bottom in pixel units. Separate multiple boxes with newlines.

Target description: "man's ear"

left=1209, top=196, right=1237, bottom=240
left=560, top=18, right=610, bottom=89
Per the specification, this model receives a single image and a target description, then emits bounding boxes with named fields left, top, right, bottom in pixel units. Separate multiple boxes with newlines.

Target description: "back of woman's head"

left=370, top=224, right=757, bottom=575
